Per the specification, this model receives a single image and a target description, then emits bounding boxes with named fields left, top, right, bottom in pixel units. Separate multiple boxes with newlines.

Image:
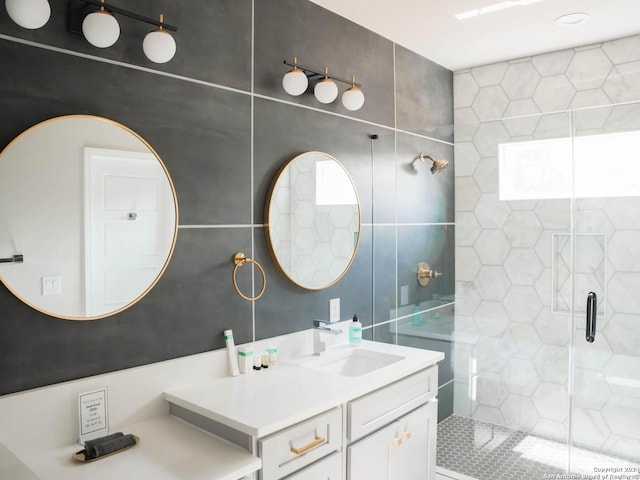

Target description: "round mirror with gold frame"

left=265, top=151, right=360, bottom=290
left=0, top=115, right=178, bottom=320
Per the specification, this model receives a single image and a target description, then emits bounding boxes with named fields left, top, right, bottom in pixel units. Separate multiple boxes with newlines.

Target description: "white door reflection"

left=84, top=148, right=173, bottom=317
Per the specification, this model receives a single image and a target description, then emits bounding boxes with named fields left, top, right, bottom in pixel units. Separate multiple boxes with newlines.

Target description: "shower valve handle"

left=417, top=262, right=442, bottom=286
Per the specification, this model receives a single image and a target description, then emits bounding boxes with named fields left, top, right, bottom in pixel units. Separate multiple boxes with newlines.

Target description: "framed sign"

left=78, top=387, right=109, bottom=444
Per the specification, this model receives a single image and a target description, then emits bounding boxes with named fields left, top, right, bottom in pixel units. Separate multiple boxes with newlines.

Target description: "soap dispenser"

left=349, top=314, right=362, bottom=346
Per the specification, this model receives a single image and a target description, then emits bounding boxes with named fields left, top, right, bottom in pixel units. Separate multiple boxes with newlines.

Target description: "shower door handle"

left=586, top=292, right=597, bottom=343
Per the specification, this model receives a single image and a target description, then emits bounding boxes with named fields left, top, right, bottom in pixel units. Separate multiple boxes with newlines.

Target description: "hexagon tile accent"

left=454, top=33, right=640, bottom=465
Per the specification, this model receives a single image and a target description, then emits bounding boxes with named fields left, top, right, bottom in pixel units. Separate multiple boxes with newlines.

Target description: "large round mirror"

left=265, top=151, right=360, bottom=290
left=0, top=115, right=178, bottom=320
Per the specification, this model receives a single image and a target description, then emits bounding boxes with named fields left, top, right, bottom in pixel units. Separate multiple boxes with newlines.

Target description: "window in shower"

left=498, top=130, right=640, bottom=200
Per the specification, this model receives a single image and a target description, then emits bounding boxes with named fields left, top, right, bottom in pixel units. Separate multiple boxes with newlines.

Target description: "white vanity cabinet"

left=347, top=367, right=438, bottom=480
left=163, top=341, right=444, bottom=480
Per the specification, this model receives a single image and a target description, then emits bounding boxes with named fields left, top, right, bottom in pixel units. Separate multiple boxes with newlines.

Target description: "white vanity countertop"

left=0, top=443, right=38, bottom=480
left=164, top=340, right=444, bottom=438
left=0, top=332, right=441, bottom=479
left=11, top=415, right=261, bottom=480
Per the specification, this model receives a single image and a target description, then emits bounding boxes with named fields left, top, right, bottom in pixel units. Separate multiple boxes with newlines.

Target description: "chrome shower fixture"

left=418, top=153, right=449, bottom=175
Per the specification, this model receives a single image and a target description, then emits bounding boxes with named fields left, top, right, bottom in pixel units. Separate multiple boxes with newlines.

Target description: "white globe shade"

left=314, top=78, right=338, bottom=104
left=342, top=86, right=365, bottom=111
left=5, top=0, right=51, bottom=29
left=82, top=10, right=120, bottom=48
left=143, top=29, right=176, bottom=63
left=282, top=68, right=308, bottom=96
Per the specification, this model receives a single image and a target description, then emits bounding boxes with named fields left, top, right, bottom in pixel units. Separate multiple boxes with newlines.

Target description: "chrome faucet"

left=313, top=319, right=343, bottom=355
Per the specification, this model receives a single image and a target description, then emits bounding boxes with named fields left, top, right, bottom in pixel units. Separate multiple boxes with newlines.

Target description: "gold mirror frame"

left=0, top=115, right=179, bottom=321
left=265, top=151, right=361, bottom=290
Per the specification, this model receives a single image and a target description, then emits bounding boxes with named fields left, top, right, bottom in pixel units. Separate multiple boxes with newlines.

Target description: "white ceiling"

left=309, top=0, right=640, bottom=71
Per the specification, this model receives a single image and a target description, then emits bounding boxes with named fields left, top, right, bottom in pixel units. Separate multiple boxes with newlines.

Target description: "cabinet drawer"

left=284, top=451, right=342, bottom=480
left=260, top=407, right=342, bottom=480
left=348, top=367, right=437, bottom=442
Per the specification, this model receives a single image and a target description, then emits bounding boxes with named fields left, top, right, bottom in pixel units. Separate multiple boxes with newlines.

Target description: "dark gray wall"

left=0, top=0, right=454, bottom=418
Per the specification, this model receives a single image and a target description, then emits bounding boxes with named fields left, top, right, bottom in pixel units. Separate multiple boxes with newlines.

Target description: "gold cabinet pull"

left=404, top=431, right=411, bottom=440
left=290, top=436, right=325, bottom=455
left=394, top=437, right=403, bottom=446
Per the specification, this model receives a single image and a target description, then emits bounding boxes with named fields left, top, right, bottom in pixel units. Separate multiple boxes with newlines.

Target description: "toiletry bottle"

left=224, top=329, right=240, bottom=377
left=261, top=350, right=270, bottom=368
left=349, top=314, right=362, bottom=346
left=253, top=355, right=262, bottom=371
left=238, top=345, right=253, bottom=374
left=268, top=345, right=278, bottom=365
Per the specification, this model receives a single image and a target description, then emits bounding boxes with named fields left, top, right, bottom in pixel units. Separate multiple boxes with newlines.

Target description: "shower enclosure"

left=449, top=100, right=640, bottom=477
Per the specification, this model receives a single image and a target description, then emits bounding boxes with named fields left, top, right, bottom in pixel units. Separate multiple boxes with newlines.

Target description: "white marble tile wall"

left=453, top=33, right=640, bottom=459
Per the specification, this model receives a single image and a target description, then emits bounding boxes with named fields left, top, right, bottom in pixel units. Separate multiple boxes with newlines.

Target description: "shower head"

left=419, top=153, right=449, bottom=175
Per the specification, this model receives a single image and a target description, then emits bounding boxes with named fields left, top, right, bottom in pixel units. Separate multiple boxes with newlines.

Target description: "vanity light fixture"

left=70, top=0, right=178, bottom=63
left=5, top=0, right=51, bottom=29
left=282, top=58, right=365, bottom=111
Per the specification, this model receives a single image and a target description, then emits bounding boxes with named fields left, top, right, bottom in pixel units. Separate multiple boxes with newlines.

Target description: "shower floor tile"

left=437, top=415, right=639, bottom=480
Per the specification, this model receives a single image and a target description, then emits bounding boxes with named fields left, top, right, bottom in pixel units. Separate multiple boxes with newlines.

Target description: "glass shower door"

left=570, top=102, right=640, bottom=472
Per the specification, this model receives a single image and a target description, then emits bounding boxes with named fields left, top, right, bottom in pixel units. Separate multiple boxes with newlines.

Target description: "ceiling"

left=309, top=0, right=640, bottom=71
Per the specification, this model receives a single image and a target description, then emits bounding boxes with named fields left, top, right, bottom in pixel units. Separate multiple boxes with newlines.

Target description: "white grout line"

left=179, top=225, right=254, bottom=229
left=180, top=223, right=454, bottom=229
left=0, top=34, right=249, bottom=96
left=370, top=302, right=456, bottom=329
left=250, top=0, right=257, bottom=343
left=392, top=42, right=399, bottom=344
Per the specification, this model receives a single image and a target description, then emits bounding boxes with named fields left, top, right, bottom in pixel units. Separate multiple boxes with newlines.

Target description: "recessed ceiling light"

left=555, top=12, right=590, bottom=27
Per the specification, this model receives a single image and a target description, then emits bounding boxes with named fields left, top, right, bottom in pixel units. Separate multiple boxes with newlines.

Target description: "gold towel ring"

left=232, top=252, right=266, bottom=301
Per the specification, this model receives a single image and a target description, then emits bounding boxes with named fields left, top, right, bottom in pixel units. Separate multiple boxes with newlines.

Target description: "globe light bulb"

left=5, top=0, right=51, bottom=29
left=282, top=58, right=308, bottom=96
left=82, top=6, right=120, bottom=48
left=342, top=77, right=365, bottom=111
left=314, top=68, right=338, bottom=104
left=143, top=18, right=176, bottom=64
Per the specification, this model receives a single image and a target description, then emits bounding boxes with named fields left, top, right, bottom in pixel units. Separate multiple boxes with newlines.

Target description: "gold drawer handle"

left=394, top=437, right=403, bottom=446
left=291, top=436, right=326, bottom=455
left=404, top=431, right=411, bottom=440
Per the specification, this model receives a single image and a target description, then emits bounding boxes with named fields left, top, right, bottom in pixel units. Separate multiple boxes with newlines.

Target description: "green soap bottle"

left=349, top=314, right=362, bottom=346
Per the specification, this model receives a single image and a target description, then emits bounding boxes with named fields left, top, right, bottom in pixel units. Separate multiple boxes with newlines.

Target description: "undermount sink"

left=302, top=348, right=404, bottom=377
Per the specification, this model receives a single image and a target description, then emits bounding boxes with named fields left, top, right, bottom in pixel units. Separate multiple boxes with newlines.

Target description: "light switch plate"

left=400, top=285, right=409, bottom=306
left=329, top=298, right=340, bottom=322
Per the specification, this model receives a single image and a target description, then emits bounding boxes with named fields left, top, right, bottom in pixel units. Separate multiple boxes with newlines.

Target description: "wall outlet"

left=42, top=275, right=62, bottom=296
left=400, top=285, right=409, bottom=306
left=329, top=298, right=340, bottom=322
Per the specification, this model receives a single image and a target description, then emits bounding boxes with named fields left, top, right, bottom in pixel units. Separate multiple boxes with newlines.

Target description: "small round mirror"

left=265, top=151, right=360, bottom=290
left=0, top=115, right=178, bottom=320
